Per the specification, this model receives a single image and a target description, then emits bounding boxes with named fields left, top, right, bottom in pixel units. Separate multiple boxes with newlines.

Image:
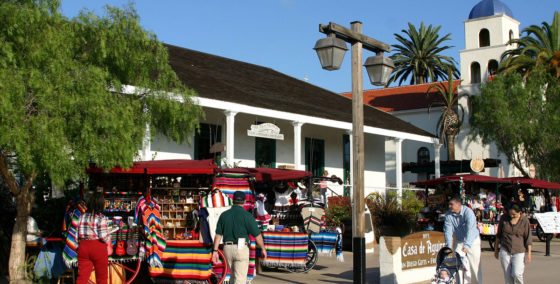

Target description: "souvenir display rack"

left=150, top=174, right=212, bottom=240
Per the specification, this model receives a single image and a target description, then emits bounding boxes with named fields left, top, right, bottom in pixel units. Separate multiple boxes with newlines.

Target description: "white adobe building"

left=137, top=43, right=439, bottom=198
left=346, top=0, right=524, bottom=186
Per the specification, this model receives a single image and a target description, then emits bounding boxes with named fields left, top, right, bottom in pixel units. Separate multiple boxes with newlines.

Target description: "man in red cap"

left=212, top=191, right=267, bottom=283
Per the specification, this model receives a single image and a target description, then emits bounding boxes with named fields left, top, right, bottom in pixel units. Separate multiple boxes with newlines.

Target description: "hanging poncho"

left=200, top=188, right=232, bottom=208
left=136, top=196, right=166, bottom=268
left=62, top=201, right=87, bottom=268
left=300, top=206, right=325, bottom=234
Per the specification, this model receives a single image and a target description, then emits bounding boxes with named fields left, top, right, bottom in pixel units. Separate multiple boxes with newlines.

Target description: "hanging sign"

left=247, top=123, right=284, bottom=140
left=401, top=231, right=446, bottom=270
left=470, top=158, right=485, bottom=173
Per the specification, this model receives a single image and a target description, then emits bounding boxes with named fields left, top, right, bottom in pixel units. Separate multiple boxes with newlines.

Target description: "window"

left=194, top=123, right=222, bottom=165
left=417, top=147, right=430, bottom=164
left=255, top=137, right=276, bottom=168
left=488, top=59, right=499, bottom=76
left=342, top=134, right=350, bottom=196
left=509, top=30, right=514, bottom=41
left=479, top=29, right=490, bottom=47
left=305, top=138, right=325, bottom=177
left=471, top=62, right=481, bottom=84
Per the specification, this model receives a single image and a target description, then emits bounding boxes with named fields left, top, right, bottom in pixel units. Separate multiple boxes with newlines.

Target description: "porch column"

left=224, top=110, right=237, bottom=166
left=395, top=138, right=403, bottom=205
left=292, top=121, right=304, bottom=170
left=433, top=143, right=442, bottom=178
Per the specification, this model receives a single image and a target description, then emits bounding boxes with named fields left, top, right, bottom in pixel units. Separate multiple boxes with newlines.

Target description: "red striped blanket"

left=148, top=240, right=212, bottom=283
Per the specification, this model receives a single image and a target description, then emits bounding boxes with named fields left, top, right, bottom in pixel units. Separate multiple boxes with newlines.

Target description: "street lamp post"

left=314, top=21, right=393, bottom=284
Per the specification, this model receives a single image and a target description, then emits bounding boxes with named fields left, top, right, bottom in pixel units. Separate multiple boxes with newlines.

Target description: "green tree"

left=427, top=68, right=465, bottom=160
left=500, top=11, right=560, bottom=80
left=388, top=22, right=460, bottom=86
left=470, top=67, right=560, bottom=181
left=0, top=1, right=202, bottom=281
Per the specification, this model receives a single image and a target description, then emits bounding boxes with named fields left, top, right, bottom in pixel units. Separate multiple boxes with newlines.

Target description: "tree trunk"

left=447, top=134, right=456, bottom=161
left=8, top=175, right=36, bottom=284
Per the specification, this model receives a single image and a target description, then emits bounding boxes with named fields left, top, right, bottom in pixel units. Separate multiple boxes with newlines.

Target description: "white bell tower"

left=459, top=0, right=520, bottom=92
left=454, top=0, right=521, bottom=177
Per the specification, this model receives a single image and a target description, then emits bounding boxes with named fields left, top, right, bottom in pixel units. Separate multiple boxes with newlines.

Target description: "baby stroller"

left=431, top=247, right=465, bottom=284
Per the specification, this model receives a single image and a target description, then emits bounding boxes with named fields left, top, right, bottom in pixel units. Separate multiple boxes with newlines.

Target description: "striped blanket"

left=310, top=231, right=343, bottom=262
left=62, top=203, right=87, bottom=267
left=148, top=240, right=212, bottom=283
left=215, top=173, right=255, bottom=209
left=260, top=232, right=307, bottom=268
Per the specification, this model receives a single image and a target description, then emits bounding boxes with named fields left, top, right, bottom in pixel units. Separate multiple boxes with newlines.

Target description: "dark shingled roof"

left=165, top=43, right=435, bottom=138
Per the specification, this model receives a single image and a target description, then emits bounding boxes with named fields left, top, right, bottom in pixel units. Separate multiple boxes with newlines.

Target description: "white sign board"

left=534, top=212, right=560, bottom=234
left=247, top=123, right=284, bottom=140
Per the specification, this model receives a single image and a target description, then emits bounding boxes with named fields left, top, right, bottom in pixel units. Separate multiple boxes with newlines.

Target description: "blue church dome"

left=468, top=0, right=514, bottom=19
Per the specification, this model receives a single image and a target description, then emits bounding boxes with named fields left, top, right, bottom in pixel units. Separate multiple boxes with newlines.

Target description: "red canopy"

left=502, top=177, right=560, bottom=190
left=218, top=168, right=311, bottom=182
left=87, top=159, right=217, bottom=175
left=411, top=174, right=510, bottom=187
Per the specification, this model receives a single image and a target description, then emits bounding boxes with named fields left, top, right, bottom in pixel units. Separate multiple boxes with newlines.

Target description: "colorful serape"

left=214, top=236, right=256, bottom=284
left=148, top=240, right=212, bottom=284
left=136, top=196, right=166, bottom=268
left=62, top=202, right=87, bottom=268
left=200, top=188, right=232, bottom=208
left=310, top=231, right=344, bottom=262
left=215, top=173, right=255, bottom=209
left=260, top=232, right=307, bottom=268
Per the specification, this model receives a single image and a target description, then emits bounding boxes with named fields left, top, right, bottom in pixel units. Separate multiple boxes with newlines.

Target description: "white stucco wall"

left=145, top=106, right=388, bottom=198
left=385, top=108, right=445, bottom=185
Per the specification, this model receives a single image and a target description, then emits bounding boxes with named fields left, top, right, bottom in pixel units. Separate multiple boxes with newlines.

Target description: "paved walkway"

left=253, top=235, right=560, bottom=284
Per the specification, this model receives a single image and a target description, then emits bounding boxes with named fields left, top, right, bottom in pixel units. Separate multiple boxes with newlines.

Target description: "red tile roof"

left=341, top=80, right=461, bottom=112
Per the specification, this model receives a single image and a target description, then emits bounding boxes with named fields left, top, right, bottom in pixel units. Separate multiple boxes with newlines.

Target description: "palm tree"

left=427, top=68, right=465, bottom=161
left=388, top=22, right=460, bottom=86
left=500, top=11, right=560, bottom=79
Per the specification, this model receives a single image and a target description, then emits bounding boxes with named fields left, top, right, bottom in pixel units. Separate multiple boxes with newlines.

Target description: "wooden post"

left=351, top=21, right=366, bottom=284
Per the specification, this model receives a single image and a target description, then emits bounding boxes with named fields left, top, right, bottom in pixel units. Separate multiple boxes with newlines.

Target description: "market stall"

left=218, top=168, right=344, bottom=273
left=501, top=177, right=560, bottom=242
left=411, top=174, right=512, bottom=249
left=81, top=159, right=228, bottom=284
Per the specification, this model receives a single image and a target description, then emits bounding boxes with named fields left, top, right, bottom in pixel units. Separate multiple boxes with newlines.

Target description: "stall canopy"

left=219, top=168, right=311, bottom=182
left=87, top=159, right=218, bottom=175
left=410, top=174, right=510, bottom=187
left=502, top=177, right=560, bottom=190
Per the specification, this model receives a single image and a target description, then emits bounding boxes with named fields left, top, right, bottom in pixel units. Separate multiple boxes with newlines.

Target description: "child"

left=431, top=268, right=450, bottom=284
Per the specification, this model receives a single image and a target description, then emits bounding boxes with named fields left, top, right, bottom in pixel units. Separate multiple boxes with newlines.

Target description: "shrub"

left=366, top=190, right=423, bottom=240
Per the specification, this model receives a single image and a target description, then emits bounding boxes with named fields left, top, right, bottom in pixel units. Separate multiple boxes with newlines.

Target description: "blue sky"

left=60, top=0, right=559, bottom=93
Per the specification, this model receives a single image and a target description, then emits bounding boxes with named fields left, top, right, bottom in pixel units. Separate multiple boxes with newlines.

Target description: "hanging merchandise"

left=136, top=195, right=166, bottom=268
left=62, top=201, right=87, bottom=268
left=200, top=188, right=232, bottom=208
left=301, top=205, right=325, bottom=234
left=255, top=193, right=271, bottom=230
